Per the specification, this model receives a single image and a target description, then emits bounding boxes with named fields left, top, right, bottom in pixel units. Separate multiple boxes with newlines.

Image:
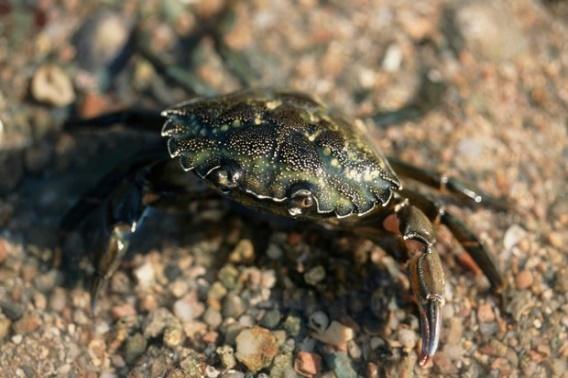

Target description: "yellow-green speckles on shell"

left=161, top=89, right=401, bottom=218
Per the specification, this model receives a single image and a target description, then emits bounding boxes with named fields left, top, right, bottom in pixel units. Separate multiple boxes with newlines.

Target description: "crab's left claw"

left=408, top=250, right=445, bottom=366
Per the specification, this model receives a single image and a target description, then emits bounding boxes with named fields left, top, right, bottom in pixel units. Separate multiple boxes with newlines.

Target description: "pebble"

left=218, top=265, right=240, bottom=290
left=311, top=321, right=354, bottom=350
left=229, top=239, right=255, bottom=264
left=205, top=365, right=220, bottom=378
left=204, top=307, right=223, bottom=329
left=222, top=293, right=246, bottom=319
left=13, top=314, right=40, bottom=334
left=304, top=266, right=326, bottom=286
left=294, top=351, right=321, bottom=377
left=221, top=371, right=245, bottom=378
left=266, top=244, right=283, bottom=259
left=260, top=309, right=282, bottom=329
left=125, top=333, right=147, bottom=363
left=235, top=326, right=278, bottom=373
left=515, top=270, right=534, bottom=290
left=0, top=300, right=23, bottom=321
left=283, top=314, right=302, bottom=337
left=0, top=316, right=11, bottom=340
left=163, top=325, right=185, bottom=348
left=324, top=352, right=357, bottom=378
left=477, top=303, right=496, bottom=323
left=451, top=1, right=527, bottom=62
left=308, top=311, right=329, bottom=333
left=216, top=345, right=237, bottom=369
left=134, top=262, right=155, bottom=289
left=504, top=225, right=527, bottom=250
left=174, top=293, right=205, bottom=322
left=73, top=11, right=130, bottom=72
left=143, top=308, right=176, bottom=338
left=397, top=328, right=417, bottom=351
left=30, top=65, right=75, bottom=107
left=111, top=303, right=136, bottom=319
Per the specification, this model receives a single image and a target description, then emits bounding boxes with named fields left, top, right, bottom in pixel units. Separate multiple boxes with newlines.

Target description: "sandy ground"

left=0, top=0, right=567, bottom=377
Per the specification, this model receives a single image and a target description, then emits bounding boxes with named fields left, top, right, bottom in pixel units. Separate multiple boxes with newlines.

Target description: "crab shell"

left=161, top=89, right=401, bottom=219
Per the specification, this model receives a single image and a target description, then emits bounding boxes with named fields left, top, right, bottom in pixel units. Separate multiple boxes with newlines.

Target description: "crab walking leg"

left=388, top=157, right=510, bottom=211
left=401, top=189, right=504, bottom=291
left=395, top=203, right=446, bottom=366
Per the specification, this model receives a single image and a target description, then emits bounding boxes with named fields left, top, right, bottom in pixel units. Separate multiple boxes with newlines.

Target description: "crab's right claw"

left=409, top=250, right=445, bottom=366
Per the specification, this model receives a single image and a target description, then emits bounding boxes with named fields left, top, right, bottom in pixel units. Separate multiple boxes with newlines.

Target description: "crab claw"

left=408, top=249, right=445, bottom=366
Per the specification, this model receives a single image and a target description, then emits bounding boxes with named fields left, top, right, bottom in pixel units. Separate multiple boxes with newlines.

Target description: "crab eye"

left=288, top=188, right=314, bottom=216
left=209, top=161, right=242, bottom=193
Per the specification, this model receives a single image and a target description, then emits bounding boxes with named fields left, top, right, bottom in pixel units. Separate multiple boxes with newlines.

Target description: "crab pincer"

left=409, top=250, right=445, bottom=366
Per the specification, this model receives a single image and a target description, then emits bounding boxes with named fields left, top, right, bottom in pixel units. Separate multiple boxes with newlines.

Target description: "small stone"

left=308, top=311, right=329, bottom=333
left=515, top=270, right=534, bottom=290
left=179, top=351, right=205, bottom=376
left=223, top=293, right=246, bottom=319
left=134, top=262, right=155, bottom=289
left=170, top=280, right=189, bottom=298
left=78, top=92, right=111, bottom=118
left=312, top=321, right=354, bottom=350
left=398, top=329, right=417, bottom=351
left=174, top=293, right=205, bottom=322
left=283, top=314, right=302, bottom=337
left=125, top=333, right=147, bottom=363
left=266, top=244, right=282, bottom=259
left=143, top=308, right=176, bottom=338
left=235, top=326, right=279, bottom=373
left=347, top=340, right=362, bottom=360
left=0, top=300, right=23, bottom=321
left=111, top=303, right=136, bottom=319
left=205, top=365, right=220, bottom=378
left=229, top=239, right=255, bottom=264
left=204, top=308, right=223, bottom=329
left=202, top=331, right=219, bottom=344
left=31, top=65, right=75, bottom=107
left=260, top=309, right=282, bottom=329
left=504, top=225, right=527, bottom=250
left=163, top=326, right=185, bottom=348
left=207, top=282, right=228, bottom=309
left=0, top=316, right=11, bottom=340
left=294, top=351, right=321, bottom=377
left=304, top=266, right=326, bottom=286
left=477, top=303, right=496, bottom=323
left=324, top=352, right=357, bottom=378
left=217, top=345, right=237, bottom=369
left=13, top=314, right=40, bottom=334
left=218, top=265, right=240, bottom=290
left=220, top=370, right=245, bottom=378
left=73, top=11, right=130, bottom=72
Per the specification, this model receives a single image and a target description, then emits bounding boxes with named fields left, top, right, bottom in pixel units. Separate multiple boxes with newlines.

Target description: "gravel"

left=1, top=0, right=567, bottom=376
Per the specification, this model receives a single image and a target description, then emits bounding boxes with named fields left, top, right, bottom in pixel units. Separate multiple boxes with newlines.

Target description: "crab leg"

left=395, top=203, right=445, bottom=366
left=59, top=146, right=168, bottom=309
left=388, top=157, right=510, bottom=211
left=401, top=189, right=503, bottom=291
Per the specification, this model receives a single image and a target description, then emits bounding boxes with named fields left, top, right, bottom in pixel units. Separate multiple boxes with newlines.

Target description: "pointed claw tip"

left=418, top=353, right=431, bottom=367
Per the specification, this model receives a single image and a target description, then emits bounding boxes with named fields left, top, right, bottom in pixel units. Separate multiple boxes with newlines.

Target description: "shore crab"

left=60, top=89, right=504, bottom=366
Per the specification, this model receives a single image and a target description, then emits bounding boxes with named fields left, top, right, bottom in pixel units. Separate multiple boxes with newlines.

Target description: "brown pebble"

left=477, top=303, right=496, bottom=323
left=13, top=314, right=41, bottom=334
left=0, top=238, right=8, bottom=264
left=79, top=92, right=111, bottom=118
left=294, top=351, right=321, bottom=377
left=111, top=304, right=136, bottom=319
left=235, top=326, right=278, bottom=373
left=515, top=270, right=534, bottom=290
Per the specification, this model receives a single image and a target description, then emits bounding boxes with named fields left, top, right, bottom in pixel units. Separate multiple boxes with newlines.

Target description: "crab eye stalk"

left=288, top=188, right=314, bottom=216
left=210, top=162, right=242, bottom=193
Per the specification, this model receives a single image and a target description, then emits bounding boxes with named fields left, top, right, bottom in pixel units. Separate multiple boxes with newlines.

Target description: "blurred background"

left=0, top=0, right=567, bottom=376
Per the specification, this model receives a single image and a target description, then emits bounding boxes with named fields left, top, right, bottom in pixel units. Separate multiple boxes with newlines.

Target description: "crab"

left=60, top=88, right=504, bottom=366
